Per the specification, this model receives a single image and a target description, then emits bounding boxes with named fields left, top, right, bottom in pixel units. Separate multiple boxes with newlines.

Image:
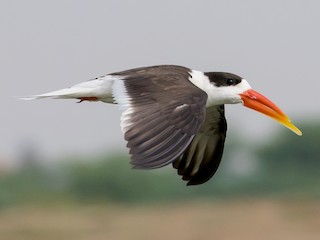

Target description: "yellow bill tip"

left=279, top=120, right=302, bottom=136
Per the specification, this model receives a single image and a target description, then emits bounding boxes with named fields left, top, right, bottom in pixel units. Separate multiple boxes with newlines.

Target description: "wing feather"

left=112, top=65, right=208, bottom=169
left=173, top=105, right=227, bottom=185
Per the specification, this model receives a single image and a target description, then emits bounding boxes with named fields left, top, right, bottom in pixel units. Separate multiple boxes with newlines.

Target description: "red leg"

left=77, top=97, right=99, bottom=103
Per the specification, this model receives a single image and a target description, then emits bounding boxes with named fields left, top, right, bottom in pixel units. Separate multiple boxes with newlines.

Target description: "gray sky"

left=1, top=0, right=319, bottom=166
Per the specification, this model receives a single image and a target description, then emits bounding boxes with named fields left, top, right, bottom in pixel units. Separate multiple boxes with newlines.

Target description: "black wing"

left=173, top=105, right=227, bottom=185
left=112, top=65, right=208, bottom=169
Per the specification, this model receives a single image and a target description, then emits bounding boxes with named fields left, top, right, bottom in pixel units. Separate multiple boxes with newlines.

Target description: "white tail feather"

left=20, top=87, right=95, bottom=100
left=20, top=76, right=119, bottom=102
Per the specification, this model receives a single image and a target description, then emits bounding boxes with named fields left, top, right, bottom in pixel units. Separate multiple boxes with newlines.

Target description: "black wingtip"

left=186, top=181, right=195, bottom=186
left=186, top=177, right=212, bottom=186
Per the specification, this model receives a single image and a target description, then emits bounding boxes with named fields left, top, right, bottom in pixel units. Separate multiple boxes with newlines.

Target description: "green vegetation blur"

left=0, top=121, right=319, bottom=208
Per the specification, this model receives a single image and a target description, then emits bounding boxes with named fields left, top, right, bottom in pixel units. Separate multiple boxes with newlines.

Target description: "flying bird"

left=23, top=65, right=302, bottom=185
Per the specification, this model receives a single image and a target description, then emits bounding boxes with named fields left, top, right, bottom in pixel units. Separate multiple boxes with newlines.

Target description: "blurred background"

left=1, top=1, right=320, bottom=239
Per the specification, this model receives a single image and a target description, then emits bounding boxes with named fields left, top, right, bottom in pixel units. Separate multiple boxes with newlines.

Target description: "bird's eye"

left=226, top=79, right=234, bottom=86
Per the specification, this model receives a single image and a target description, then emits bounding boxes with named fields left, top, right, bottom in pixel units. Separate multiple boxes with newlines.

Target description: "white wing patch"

left=112, top=78, right=134, bottom=133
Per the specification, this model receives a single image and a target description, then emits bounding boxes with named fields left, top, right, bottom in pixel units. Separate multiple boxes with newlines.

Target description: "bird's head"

left=202, top=72, right=302, bottom=136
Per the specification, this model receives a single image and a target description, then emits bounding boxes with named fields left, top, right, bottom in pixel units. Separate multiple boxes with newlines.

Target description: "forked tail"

left=20, top=77, right=115, bottom=103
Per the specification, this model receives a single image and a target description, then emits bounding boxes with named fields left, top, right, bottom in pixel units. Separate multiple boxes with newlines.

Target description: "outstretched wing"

left=112, top=65, right=208, bottom=169
left=173, top=105, right=227, bottom=185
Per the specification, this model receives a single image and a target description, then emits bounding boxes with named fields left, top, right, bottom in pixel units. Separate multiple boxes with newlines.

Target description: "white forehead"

left=229, top=79, right=251, bottom=93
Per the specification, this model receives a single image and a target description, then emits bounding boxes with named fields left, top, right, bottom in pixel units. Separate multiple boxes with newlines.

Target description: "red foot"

left=77, top=97, right=99, bottom=103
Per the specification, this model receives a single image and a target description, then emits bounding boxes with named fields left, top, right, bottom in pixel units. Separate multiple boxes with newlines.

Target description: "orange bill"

left=240, top=89, right=302, bottom=136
